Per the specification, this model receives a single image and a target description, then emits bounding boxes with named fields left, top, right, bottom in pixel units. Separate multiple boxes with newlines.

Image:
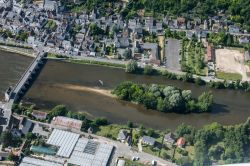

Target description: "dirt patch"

left=158, top=35, right=165, bottom=61
left=215, top=49, right=250, bottom=81
left=53, top=83, right=114, bottom=98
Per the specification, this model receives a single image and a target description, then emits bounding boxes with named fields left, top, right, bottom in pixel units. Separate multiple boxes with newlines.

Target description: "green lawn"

left=124, top=159, right=148, bottom=166
left=68, top=59, right=126, bottom=69
left=95, top=124, right=128, bottom=140
left=216, top=71, right=242, bottom=81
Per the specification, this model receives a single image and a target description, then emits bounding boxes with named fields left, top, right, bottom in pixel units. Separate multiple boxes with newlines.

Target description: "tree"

left=127, top=121, right=134, bottom=128
left=125, top=60, right=138, bottom=73
left=143, top=65, right=154, bottom=75
left=0, top=131, right=12, bottom=148
left=49, top=105, right=68, bottom=119
left=177, top=156, right=193, bottom=166
left=89, top=23, right=105, bottom=36
left=122, top=48, right=132, bottom=60
left=147, top=128, right=155, bottom=137
left=195, top=77, right=205, bottom=85
left=7, top=153, right=18, bottom=161
left=92, top=117, right=108, bottom=126
left=197, top=91, right=213, bottom=112
left=194, top=141, right=211, bottom=166
left=208, top=145, right=224, bottom=160
left=182, top=90, right=192, bottom=101
left=26, top=132, right=36, bottom=140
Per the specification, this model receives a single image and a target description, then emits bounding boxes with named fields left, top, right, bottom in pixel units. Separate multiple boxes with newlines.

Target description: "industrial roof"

left=46, top=129, right=80, bottom=158
left=68, top=138, right=113, bottom=166
left=19, top=157, right=63, bottom=166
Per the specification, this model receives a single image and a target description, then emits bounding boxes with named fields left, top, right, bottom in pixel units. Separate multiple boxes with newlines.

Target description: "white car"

left=151, top=160, right=157, bottom=166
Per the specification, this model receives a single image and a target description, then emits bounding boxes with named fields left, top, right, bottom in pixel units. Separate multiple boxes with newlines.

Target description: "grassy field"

left=124, top=159, right=147, bottom=166
left=67, top=59, right=126, bottom=69
left=216, top=71, right=242, bottom=81
left=95, top=124, right=128, bottom=140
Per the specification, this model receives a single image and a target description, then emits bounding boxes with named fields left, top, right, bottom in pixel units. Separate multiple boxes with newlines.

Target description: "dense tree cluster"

left=193, top=120, right=250, bottom=165
left=112, top=81, right=213, bottom=113
left=174, top=119, right=250, bottom=165
left=89, top=23, right=105, bottom=36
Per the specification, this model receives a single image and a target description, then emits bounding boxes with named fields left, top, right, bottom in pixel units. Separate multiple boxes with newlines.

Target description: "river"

left=1, top=50, right=250, bottom=130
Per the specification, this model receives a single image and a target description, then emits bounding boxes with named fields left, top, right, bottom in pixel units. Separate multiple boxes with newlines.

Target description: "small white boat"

left=99, top=80, right=104, bottom=86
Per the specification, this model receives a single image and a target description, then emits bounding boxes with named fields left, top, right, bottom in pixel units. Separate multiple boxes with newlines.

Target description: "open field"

left=216, top=71, right=242, bottom=81
left=215, top=49, right=250, bottom=81
left=158, top=35, right=165, bottom=62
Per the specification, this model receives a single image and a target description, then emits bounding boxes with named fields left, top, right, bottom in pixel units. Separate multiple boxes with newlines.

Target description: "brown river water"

left=1, top=50, right=250, bottom=130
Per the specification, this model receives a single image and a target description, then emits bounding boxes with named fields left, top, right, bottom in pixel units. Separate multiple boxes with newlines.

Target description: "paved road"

left=165, top=39, right=181, bottom=71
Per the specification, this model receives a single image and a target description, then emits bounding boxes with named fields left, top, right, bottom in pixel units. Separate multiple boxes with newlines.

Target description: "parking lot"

left=165, top=39, right=181, bottom=71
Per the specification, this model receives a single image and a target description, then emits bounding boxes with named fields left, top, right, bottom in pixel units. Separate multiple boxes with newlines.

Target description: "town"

left=0, top=0, right=249, bottom=83
left=0, top=0, right=250, bottom=166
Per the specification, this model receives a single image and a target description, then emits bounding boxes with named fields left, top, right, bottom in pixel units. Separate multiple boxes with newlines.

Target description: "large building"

left=51, top=116, right=83, bottom=131
left=20, top=129, right=114, bottom=166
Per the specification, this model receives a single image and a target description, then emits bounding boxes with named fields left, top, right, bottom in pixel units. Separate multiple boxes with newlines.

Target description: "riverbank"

left=13, top=103, right=250, bottom=166
left=0, top=45, right=35, bottom=58
left=65, top=59, right=126, bottom=69
left=2, top=46, right=250, bottom=92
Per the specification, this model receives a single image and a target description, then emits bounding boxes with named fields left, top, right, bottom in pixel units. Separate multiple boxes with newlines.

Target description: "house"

left=141, top=136, right=155, bottom=146
left=212, top=23, right=222, bottom=32
left=229, top=25, right=240, bottom=34
left=43, top=0, right=58, bottom=12
left=27, top=36, right=35, bottom=46
left=62, top=40, right=72, bottom=50
left=116, top=37, right=129, bottom=48
left=32, top=123, right=49, bottom=138
left=117, top=129, right=128, bottom=142
left=177, top=137, right=186, bottom=148
left=51, top=116, right=83, bottom=131
left=19, top=118, right=34, bottom=135
left=164, top=133, right=175, bottom=145
left=32, top=110, right=47, bottom=120
left=206, top=44, right=215, bottom=62
left=0, top=0, right=12, bottom=8
left=87, top=127, right=93, bottom=134
left=244, top=51, right=250, bottom=61
left=239, top=36, right=249, bottom=44
left=177, top=17, right=186, bottom=29
left=141, top=43, right=160, bottom=66
left=0, top=151, right=9, bottom=161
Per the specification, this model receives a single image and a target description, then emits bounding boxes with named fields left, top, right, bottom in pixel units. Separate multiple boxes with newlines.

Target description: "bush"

left=125, top=60, right=138, bottom=73
left=143, top=65, right=154, bottom=75
left=92, top=117, right=108, bottom=126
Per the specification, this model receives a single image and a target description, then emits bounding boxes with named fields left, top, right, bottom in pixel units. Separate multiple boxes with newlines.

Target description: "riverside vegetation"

left=125, top=60, right=250, bottom=92
left=112, top=81, right=213, bottom=113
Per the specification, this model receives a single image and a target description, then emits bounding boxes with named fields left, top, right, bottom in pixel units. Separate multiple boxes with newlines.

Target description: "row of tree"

left=112, top=81, right=213, bottom=113
left=125, top=60, right=250, bottom=92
